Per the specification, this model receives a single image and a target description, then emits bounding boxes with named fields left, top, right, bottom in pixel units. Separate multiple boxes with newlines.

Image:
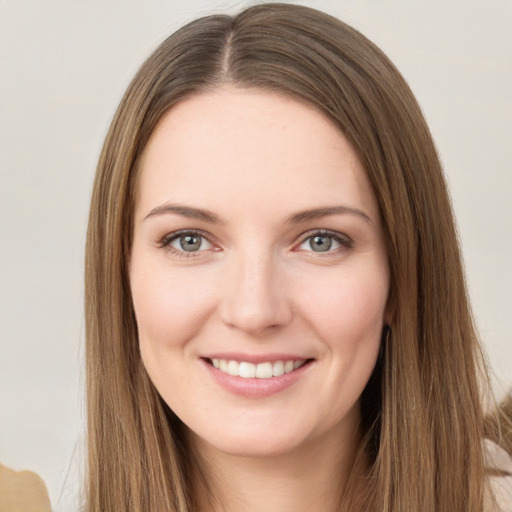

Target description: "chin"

left=186, top=415, right=344, bottom=461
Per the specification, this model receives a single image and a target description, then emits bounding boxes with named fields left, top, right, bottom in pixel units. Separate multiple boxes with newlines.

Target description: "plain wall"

left=1, top=0, right=510, bottom=509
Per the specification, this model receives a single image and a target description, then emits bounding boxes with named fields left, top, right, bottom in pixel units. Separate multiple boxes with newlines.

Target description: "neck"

left=187, top=413, right=361, bottom=512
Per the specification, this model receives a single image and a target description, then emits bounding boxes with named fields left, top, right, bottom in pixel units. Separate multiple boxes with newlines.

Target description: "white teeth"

left=239, top=361, right=256, bottom=378
left=211, top=358, right=308, bottom=379
left=273, top=360, right=284, bottom=377
left=255, top=361, right=273, bottom=378
left=227, top=360, right=239, bottom=376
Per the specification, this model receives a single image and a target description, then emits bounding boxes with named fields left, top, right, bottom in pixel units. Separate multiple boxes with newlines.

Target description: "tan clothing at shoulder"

left=0, top=464, right=51, bottom=512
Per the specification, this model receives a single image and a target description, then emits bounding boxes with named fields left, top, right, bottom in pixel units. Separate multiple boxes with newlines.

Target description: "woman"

left=85, top=3, right=512, bottom=511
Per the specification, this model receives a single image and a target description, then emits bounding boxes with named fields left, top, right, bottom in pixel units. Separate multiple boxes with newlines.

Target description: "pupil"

left=311, top=235, right=332, bottom=252
left=180, top=234, right=201, bottom=251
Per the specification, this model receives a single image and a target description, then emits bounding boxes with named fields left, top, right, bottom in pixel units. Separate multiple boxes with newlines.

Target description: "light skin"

left=130, top=86, right=390, bottom=511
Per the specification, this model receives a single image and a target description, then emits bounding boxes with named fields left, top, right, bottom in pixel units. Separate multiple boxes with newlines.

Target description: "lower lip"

left=202, top=359, right=313, bottom=398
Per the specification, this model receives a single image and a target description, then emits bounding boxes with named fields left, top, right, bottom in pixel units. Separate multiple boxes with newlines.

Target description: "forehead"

left=135, top=86, right=378, bottom=221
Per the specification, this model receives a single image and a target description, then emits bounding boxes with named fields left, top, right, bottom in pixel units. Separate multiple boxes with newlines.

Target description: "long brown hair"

left=85, top=3, right=507, bottom=510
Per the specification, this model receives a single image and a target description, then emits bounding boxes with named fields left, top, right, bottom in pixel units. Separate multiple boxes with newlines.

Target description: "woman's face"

left=130, top=87, right=389, bottom=458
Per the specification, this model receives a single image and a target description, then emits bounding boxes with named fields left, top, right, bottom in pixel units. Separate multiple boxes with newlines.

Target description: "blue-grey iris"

left=180, top=234, right=202, bottom=251
left=311, top=235, right=332, bottom=252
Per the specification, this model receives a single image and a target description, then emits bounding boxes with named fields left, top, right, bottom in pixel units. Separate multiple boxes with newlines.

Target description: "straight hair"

left=85, top=3, right=507, bottom=510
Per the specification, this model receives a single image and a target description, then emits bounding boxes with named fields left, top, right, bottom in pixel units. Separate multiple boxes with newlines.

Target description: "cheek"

left=282, top=263, right=388, bottom=435
left=130, top=259, right=218, bottom=347
left=129, top=259, right=221, bottom=407
left=295, top=263, right=389, bottom=345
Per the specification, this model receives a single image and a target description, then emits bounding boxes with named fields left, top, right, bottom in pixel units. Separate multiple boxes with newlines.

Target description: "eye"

left=161, top=230, right=214, bottom=255
left=296, top=230, right=352, bottom=254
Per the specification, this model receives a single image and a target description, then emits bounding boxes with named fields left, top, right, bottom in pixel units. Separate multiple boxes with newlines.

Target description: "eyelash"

left=158, top=229, right=353, bottom=258
left=159, top=229, right=216, bottom=259
left=296, top=229, right=353, bottom=256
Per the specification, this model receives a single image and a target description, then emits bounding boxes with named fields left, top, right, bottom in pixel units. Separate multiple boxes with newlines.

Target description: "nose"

left=218, top=250, right=293, bottom=336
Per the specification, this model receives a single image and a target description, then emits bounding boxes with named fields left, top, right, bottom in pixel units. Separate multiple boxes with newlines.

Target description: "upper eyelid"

left=295, top=229, right=352, bottom=245
left=161, top=228, right=214, bottom=242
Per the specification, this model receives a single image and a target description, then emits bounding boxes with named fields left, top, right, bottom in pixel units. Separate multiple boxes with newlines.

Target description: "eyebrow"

left=143, top=203, right=222, bottom=224
left=285, top=206, right=373, bottom=225
left=143, top=202, right=373, bottom=225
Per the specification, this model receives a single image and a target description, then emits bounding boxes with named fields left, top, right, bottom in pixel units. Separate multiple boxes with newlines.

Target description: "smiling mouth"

left=206, top=358, right=311, bottom=379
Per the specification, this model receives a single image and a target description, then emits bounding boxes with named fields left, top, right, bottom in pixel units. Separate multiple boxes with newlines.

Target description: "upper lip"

left=202, top=353, right=313, bottom=364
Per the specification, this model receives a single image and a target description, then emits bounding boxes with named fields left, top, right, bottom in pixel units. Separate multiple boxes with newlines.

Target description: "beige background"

left=1, top=0, right=511, bottom=509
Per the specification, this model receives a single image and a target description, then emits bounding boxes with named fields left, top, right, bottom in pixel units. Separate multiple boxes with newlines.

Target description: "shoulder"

left=485, top=439, right=512, bottom=512
left=0, top=463, right=52, bottom=511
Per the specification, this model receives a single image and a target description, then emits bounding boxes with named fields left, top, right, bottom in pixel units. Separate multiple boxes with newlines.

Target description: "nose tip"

left=218, top=257, right=292, bottom=336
